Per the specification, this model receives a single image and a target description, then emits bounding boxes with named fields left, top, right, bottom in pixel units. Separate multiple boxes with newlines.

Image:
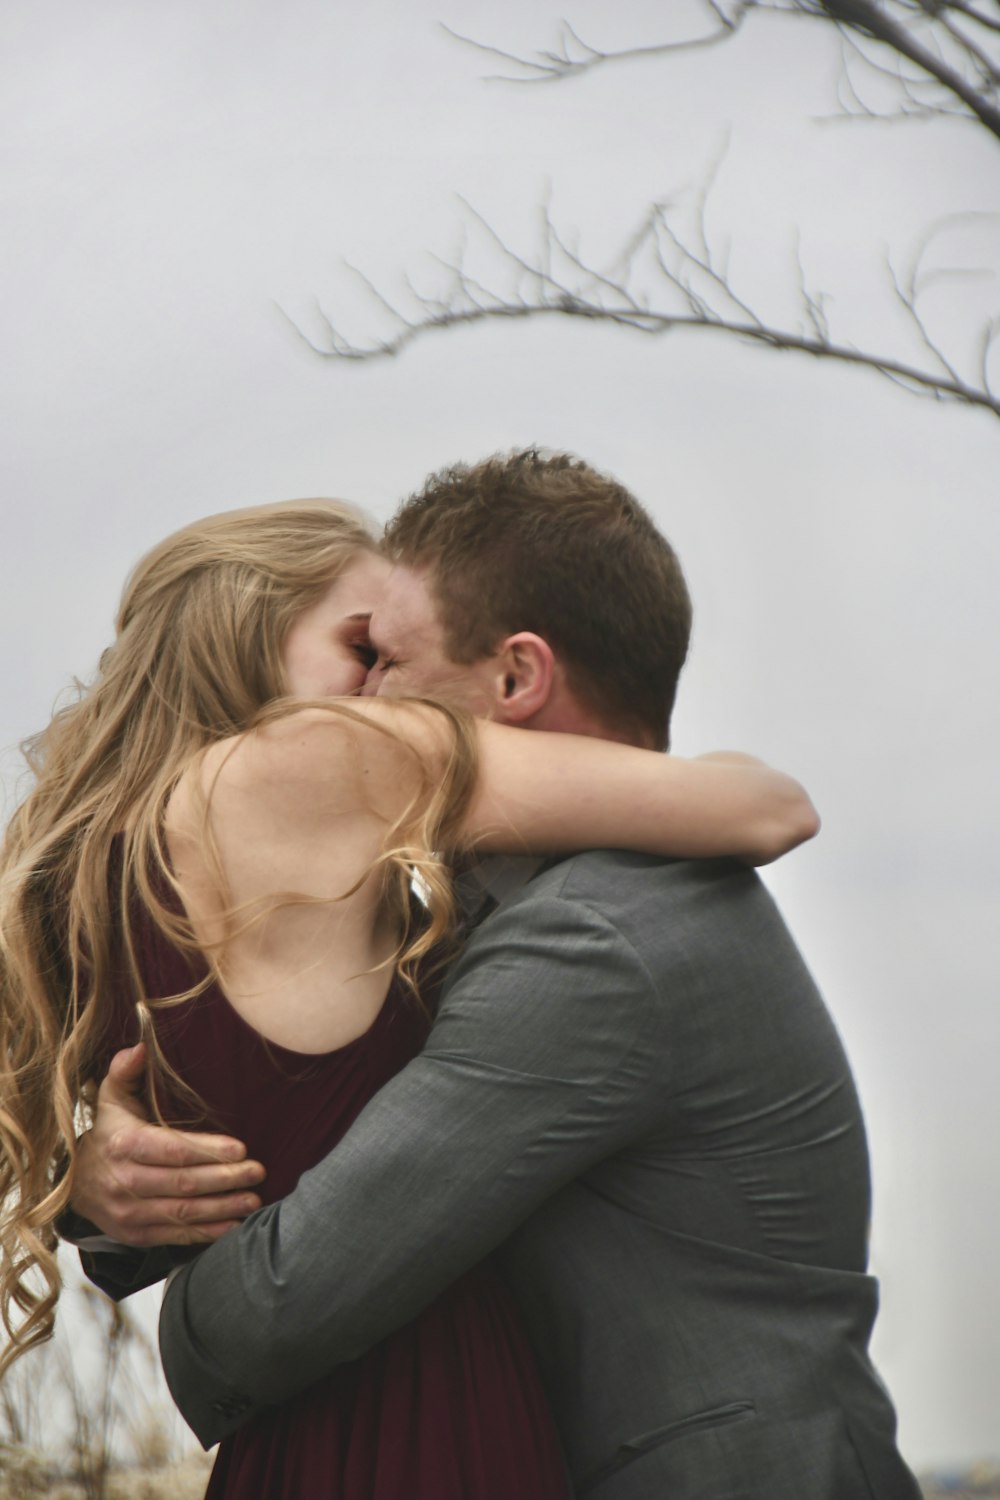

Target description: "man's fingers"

left=169, top=1191, right=263, bottom=1225
left=72, top=1134, right=264, bottom=1241
left=110, top=1155, right=266, bottom=1201
left=181, top=1219, right=247, bottom=1244
left=124, top=1124, right=257, bottom=1170
left=92, top=1179, right=264, bottom=1244
left=125, top=1218, right=249, bottom=1249
left=122, top=1191, right=263, bottom=1229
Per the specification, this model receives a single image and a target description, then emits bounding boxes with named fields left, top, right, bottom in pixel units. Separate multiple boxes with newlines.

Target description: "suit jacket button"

left=210, top=1396, right=248, bottom=1418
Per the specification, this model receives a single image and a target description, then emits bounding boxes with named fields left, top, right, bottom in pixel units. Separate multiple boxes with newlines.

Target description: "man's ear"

left=492, top=633, right=556, bottom=724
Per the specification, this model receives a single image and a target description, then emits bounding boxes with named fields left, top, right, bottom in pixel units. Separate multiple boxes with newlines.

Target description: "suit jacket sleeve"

left=58, top=1204, right=191, bottom=1303
left=159, top=890, right=667, bottom=1447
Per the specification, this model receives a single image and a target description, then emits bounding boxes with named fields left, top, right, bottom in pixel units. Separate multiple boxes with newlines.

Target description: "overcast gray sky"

left=3, top=0, right=998, bottom=1471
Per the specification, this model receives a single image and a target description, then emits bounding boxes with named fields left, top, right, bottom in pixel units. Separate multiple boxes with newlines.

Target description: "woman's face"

left=281, top=551, right=389, bottom=698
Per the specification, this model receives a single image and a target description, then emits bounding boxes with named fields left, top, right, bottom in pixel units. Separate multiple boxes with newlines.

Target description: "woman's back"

left=109, top=872, right=569, bottom=1500
left=163, top=710, right=409, bottom=1056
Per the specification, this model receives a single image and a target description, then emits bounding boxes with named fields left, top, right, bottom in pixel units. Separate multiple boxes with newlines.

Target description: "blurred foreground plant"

left=0, top=1276, right=210, bottom=1500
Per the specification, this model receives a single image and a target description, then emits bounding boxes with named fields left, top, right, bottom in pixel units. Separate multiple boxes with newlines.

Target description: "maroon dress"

left=112, top=902, right=570, bottom=1499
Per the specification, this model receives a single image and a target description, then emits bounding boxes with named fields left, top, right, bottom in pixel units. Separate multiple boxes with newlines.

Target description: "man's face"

left=363, top=564, right=499, bottom=715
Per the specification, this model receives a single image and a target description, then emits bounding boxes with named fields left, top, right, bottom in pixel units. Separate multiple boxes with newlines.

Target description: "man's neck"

left=521, top=696, right=655, bottom=749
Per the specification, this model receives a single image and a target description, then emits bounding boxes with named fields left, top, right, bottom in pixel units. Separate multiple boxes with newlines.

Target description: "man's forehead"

left=369, top=564, right=440, bottom=642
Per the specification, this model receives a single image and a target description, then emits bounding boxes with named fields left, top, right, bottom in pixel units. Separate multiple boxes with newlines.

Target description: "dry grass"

left=0, top=1447, right=212, bottom=1500
left=5, top=1450, right=999, bottom=1500
left=920, top=1477, right=1000, bottom=1500
left=0, top=1275, right=212, bottom=1500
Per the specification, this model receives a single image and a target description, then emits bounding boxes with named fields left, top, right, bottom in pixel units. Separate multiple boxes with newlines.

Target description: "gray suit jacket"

left=87, top=853, right=921, bottom=1497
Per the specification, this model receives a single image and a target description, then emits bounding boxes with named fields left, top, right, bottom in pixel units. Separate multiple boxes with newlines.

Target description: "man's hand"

left=71, top=1044, right=266, bottom=1247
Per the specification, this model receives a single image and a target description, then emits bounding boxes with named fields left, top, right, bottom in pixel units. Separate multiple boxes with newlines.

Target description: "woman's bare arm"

left=463, top=723, right=818, bottom=867
left=179, top=699, right=815, bottom=894
left=227, top=702, right=818, bottom=869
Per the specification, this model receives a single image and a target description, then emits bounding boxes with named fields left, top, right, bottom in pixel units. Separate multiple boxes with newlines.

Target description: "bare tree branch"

left=932, top=9, right=1000, bottom=82
left=285, top=200, right=1000, bottom=419
left=821, top=25, right=981, bottom=126
left=289, top=293, right=1000, bottom=414
left=440, top=4, right=757, bottom=85
left=297, top=6, right=999, bottom=425
left=816, top=0, right=1000, bottom=136
left=447, top=2, right=1000, bottom=139
left=944, top=0, right=1000, bottom=38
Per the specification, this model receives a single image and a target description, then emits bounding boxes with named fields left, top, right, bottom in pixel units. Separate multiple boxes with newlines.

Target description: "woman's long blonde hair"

left=0, top=499, right=476, bottom=1375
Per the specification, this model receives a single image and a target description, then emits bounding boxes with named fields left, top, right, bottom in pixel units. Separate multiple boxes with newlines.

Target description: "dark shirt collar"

left=453, top=854, right=546, bottom=926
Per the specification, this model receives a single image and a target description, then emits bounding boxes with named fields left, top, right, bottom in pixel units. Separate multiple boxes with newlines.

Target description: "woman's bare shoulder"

left=167, top=699, right=453, bottom=839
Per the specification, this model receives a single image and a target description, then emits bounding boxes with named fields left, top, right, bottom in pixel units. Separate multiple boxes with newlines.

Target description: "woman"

left=0, top=499, right=817, bottom=1497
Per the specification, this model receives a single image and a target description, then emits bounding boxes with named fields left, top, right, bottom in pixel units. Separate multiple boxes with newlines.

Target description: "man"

left=71, top=451, right=919, bottom=1496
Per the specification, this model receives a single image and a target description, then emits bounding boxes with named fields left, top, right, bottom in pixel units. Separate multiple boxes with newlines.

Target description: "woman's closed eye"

left=351, top=642, right=378, bottom=669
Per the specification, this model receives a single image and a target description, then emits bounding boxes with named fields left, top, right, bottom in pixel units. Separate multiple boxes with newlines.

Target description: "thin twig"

left=288, top=292, right=1000, bottom=414
left=440, top=7, right=755, bottom=85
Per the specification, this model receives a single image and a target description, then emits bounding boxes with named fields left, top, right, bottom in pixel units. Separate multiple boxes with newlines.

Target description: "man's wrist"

left=56, top=1205, right=106, bottom=1246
